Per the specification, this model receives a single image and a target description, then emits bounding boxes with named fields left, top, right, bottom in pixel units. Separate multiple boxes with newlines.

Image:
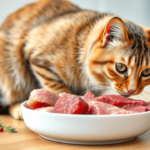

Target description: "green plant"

left=0, top=119, right=17, bottom=133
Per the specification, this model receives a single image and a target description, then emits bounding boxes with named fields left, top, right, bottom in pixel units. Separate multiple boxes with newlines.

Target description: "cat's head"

left=87, top=16, right=150, bottom=96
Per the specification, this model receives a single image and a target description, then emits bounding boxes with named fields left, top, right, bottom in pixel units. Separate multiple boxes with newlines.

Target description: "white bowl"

left=21, top=101, right=150, bottom=145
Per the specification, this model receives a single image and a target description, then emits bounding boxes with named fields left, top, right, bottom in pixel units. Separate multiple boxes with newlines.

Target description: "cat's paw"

left=8, top=103, right=23, bottom=120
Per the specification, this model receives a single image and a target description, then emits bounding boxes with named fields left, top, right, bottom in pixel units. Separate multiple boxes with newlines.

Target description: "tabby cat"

left=0, top=0, right=150, bottom=119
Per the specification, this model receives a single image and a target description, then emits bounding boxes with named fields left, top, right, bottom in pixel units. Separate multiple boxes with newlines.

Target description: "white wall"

left=0, top=0, right=150, bottom=27
left=0, top=0, right=37, bottom=25
left=70, top=0, right=150, bottom=28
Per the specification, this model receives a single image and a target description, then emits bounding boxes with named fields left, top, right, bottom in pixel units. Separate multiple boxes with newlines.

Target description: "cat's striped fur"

left=0, top=0, right=150, bottom=119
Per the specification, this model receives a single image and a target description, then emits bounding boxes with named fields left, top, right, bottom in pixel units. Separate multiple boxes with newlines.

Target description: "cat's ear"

left=101, top=17, right=130, bottom=47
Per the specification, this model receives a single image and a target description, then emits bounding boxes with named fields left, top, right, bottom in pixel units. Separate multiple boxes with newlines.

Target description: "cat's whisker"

left=142, top=90, right=150, bottom=96
left=141, top=91, right=150, bottom=101
left=137, top=94, right=141, bottom=102
left=142, top=90, right=150, bottom=94
left=140, top=92, right=149, bottom=101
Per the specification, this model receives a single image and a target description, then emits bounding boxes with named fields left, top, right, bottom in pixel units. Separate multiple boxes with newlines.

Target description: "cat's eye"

left=142, top=68, right=150, bottom=77
left=116, top=63, right=127, bottom=73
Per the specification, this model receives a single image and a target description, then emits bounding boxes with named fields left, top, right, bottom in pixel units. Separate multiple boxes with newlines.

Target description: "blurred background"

left=0, top=0, right=150, bottom=90
left=0, top=0, right=150, bottom=27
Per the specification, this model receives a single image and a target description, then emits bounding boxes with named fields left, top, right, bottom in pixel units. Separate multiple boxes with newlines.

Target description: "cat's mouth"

left=120, top=91, right=137, bottom=97
left=116, top=89, right=136, bottom=97
left=107, top=87, right=135, bottom=97
left=118, top=91, right=132, bottom=97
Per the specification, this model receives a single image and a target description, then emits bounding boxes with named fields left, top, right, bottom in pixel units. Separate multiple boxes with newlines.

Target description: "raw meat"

left=146, top=102, right=150, bottom=111
left=121, top=105, right=146, bottom=112
left=27, top=89, right=59, bottom=109
left=24, top=102, right=31, bottom=109
left=87, top=101, right=139, bottom=115
left=54, top=93, right=89, bottom=114
left=83, top=91, right=96, bottom=102
left=27, top=89, right=149, bottom=115
left=93, top=95, right=146, bottom=107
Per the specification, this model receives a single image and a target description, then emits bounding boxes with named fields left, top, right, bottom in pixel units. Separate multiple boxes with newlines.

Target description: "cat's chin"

left=96, top=88, right=132, bottom=97
left=103, top=89, right=131, bottom=97
left=117, top=91, right=134, bottom=97
left=115, top=91, right=131, bottom=97
left=120, top=94, right=130, bottom=97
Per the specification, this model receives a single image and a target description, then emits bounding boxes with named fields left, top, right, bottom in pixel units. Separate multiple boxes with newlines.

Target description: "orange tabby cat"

left=0, top=0, right=150, bottom=119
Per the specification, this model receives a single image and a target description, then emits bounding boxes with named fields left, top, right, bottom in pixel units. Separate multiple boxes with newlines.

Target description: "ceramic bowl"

left=21, top=101, right=150, bottom=145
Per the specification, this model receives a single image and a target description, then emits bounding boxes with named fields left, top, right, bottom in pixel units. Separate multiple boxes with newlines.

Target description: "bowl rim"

left=21, top=100, right=150, bottom=118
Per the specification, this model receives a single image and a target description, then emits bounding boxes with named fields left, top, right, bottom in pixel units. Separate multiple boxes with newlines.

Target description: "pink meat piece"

left=58, top=92, right=66, bottom=96
left=27, top=89, right=59, bottom=109
left=146, top=102, right=150, bottom=111
left=54, top=93, right=89, bottom=114
left=83, top=91, right=96, bottom=102
left=35, top=107, right=54, bottom=113
left=93, top=95, right=146, bottom=107
left=24, top=102, right=31, bottom=109
left=87, top=101, right=139, bottom=115
left=122, top=104, right=146, bottom=112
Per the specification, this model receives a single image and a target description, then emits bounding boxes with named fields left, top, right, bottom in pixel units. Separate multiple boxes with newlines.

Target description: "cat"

left=0, top=0, right=150, bottom=119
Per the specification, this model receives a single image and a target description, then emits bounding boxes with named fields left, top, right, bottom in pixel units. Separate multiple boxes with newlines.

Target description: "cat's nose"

left=127, top=89, right=136, bottom=94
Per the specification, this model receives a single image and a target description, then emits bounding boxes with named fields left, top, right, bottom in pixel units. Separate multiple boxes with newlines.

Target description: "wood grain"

left=0, top=115, right=150, bottom=150
left=0, top=91, right=150, bottom=150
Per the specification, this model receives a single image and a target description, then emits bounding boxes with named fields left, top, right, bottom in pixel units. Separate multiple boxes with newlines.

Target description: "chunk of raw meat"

left=146, top=102, right=150, bottom=111
left=121, top=105, right=146, bottom=112
left=93, top=95, right=146, bottom=107
left=58, top=92, right=66, bottom=96
left=83, top=91, right=96, bottom=102
left=86, top=101, right=139, bottom=115
left=54, top=94, right=89, bottom=114
left=27, top=89, right=59, bottom=109
left=24, top=102, right=31, bottom=109
left=35, top=107, right=54, bottom=113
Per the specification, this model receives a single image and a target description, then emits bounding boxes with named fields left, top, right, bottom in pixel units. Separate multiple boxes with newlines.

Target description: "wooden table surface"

left=1, top=92, right=150, bottom=150
left=0, top=115, right=150, bottom=150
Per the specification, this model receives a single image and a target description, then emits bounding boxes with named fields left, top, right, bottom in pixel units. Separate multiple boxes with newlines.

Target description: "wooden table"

left=1, top=92, right=150, bottom=150
left=0, top=115, right=150, bottom=150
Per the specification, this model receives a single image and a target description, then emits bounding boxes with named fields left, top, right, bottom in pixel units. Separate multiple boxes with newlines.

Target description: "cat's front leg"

left=8, top=102, right=23, bottom=120
left=43, top=80, right=71, bottom=95
left=30, top=60, right=71, bottom=94
left=34, top=70, right=71, bottom=94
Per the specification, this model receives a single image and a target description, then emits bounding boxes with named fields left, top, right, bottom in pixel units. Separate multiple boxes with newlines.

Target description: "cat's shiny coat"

left=0, top=0, right=150, bottom=119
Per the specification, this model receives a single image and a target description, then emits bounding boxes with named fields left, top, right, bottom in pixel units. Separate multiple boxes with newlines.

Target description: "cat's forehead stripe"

left=127, top=31, right=150, bottom=68
left=144, top=42, right=149, bottom=53
left=131, top=41, right=136, bottom=49
left=141, top=55, right=144, bottom=66
left=128, top=54, right=135, bottom=66
left=128, top=54, right=133, bottom=65
left=125, top=21, right=145, bottom=39
left=120, top=57, right=125, bottom=62
left=127, top=52, right=149, bottom=68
